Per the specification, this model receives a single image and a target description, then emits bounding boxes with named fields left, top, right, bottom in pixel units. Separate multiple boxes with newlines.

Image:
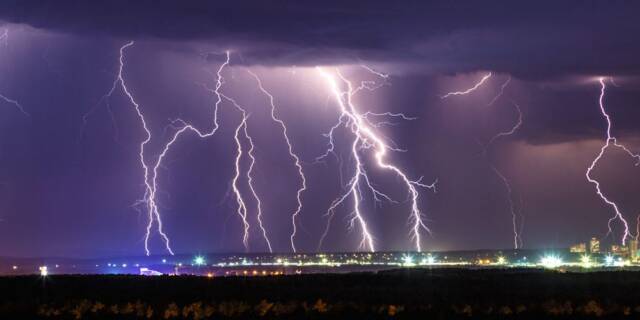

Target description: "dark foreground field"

left=2, top=268, right=640, bottom=319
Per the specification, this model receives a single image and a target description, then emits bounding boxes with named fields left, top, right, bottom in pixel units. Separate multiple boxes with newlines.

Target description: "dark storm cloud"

left=2, top=1, right=640, bottom=78
left=1, top=1, right=640, bottom=258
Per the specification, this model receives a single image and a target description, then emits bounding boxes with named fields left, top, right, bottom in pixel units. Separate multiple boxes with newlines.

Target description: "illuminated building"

left=611, top=245, right=629, bottom=256
left=569, top=243, right=586, bottom=253
left=629, top=239, right=639, bottom=260
left=589, top=237, right=600, bottom=254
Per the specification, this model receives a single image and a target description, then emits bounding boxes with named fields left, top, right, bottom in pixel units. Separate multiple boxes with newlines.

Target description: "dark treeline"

left=2, top=268, right=640, bottom=319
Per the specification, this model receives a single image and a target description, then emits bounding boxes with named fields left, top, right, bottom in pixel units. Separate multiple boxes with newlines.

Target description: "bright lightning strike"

left=220, top=94, right=273, bottom=252
left=231, top=114, right=252, bottom=249
left=107, top=43, right=228, bottom=255
left=246, top=70, right=307, bottom=253
left=441, top=72, right=492, bottom=99
left=242, top=114, right=273, bottom=253
left=585, top=77, right=639, bottom=245
left=317, top=67, right=435, bottom=252
left=148, top=52, right=278, bottom=254
left=104, top=41, right=174, bottom=255
left=103, top=43, right=277, bottom=255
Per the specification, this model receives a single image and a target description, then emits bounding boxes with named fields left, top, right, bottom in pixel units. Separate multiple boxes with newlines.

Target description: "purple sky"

left=0, top=1, right=639, bottom=258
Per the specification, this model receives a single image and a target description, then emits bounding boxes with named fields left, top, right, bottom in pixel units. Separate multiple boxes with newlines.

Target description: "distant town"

left=3, top=238, right=640, bottom=277
left=569, top=237, right=639, bottom=260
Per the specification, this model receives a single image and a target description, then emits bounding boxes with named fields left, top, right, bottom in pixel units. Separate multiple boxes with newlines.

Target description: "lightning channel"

left=485, top=101, right=524, bottom=249
left=586, top=77, right=638, bottom=245
left=317, top=67, right=435, bottom=252
left=246, top=70, right=307, bottom=252
left=103, top=41, right=175, bottom=255
left=242, top=114, right=273, bottom=253
left=441, top=72, right=492, bottom=99
left=231, top=114, right=251, bottom=250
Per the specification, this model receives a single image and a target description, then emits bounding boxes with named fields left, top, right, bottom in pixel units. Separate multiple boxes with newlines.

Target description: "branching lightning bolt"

left=223, top=94, right=273, bottom=252
left=317, top=67, right=435, bottom=252
left=246, top=70, right=307, bottom=252
left=242, top=114, right=273, bottom=253
left=103, top=41, right=174, bottom=255
left=586, top=77, right=639, bottom=245
left=102, top=43, right=277, bottom=254
left=231, top=114, right=251, bottom=250
left=149, top=54, right=274, bottom=253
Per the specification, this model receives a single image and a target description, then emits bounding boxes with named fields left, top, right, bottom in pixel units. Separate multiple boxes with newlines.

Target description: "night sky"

left=1, top=1, right=640, bottom=258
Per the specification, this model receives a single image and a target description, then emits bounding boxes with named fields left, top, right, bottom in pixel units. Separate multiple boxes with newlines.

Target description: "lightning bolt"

left=586, top=77, right=639, bottom=245
left=486, top=102, right=524, bottom=249
left=107, top=43, right=227, bottom=256
left=317, top=67, right=435, bottom=252
left=146, top=52, right=277, bottom=254
left=246, top=70, right=307, bottom=253
left=359, top=64, right=389, bottom=79
left=223, top=94, right=273, bottom=252
left=441, top=72, right=492, bottom=99
left=100, top=41, right=174, bottom=255
left=487, top=102, right=523, bottom=148
left=231, top=114, right=251, bottom=250
left=242, top=114, right=273, bottom=253
left=443, top=73, right=524, bottom=249
left=488, top=76, right=512, bottom=107
left=0, top=93, right=28, bottom=116
left=102, top=42, right=277, bottom=254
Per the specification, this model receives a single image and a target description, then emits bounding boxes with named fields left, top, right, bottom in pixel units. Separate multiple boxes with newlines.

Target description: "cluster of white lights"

left=193, top=256, right=206, bottom=266
left=539, top=255, right=563, bottom=268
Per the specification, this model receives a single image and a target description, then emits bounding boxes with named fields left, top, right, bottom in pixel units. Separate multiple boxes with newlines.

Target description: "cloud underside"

left=1, top=0, right=639, bottom=79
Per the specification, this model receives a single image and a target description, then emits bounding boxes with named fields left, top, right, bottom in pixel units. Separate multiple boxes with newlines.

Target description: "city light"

left=539, top=255, right=563, bottom=268
left=193, top=256, right=206, bottom=266
left=604, top=255, right=615, bottom=266
left=613, top=257, right=628, bottom=267
left=580, top=255, right=592, bottom=268
left=402, top=254, right=415, bottom=266
left=6, top=249, right=640, bottom=277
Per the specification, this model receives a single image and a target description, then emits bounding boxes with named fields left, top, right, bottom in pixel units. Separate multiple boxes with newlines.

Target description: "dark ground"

left=2, top=268, right=640, bottom=319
